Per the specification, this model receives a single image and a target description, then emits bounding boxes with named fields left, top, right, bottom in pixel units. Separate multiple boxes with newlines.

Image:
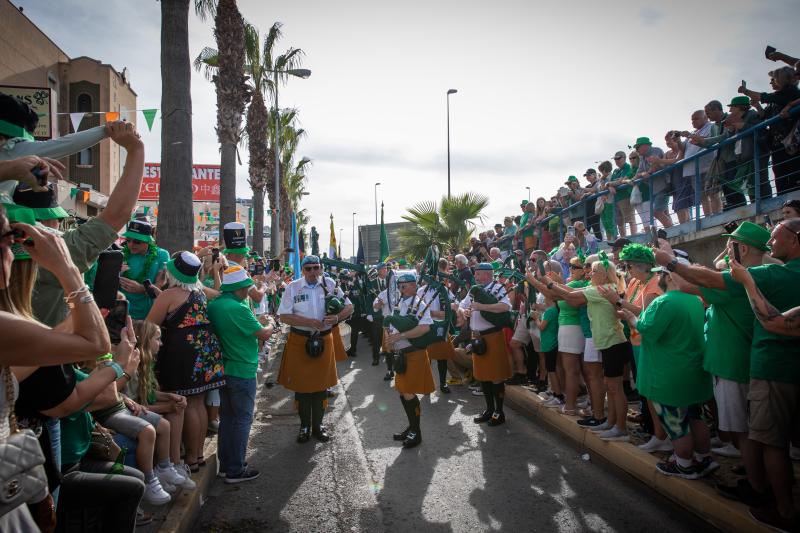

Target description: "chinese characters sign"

left=139, top=162, right=221, bottom=202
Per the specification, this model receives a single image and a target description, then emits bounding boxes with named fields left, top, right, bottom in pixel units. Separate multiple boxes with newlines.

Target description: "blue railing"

left=534, top=104, right=800, bottom=244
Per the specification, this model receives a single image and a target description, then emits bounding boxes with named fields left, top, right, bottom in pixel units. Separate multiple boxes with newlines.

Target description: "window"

left=77, top=93, right=92, bottom=113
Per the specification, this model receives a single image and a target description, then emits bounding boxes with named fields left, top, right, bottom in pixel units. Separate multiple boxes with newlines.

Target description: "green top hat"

left=722, top=221, right=771, bottom=251
left=634, top=136, right=652, bottom=148
left=122, top=219, right=155, bottom=244
left=12, top=182, right=69, bottom=221
left=728, top=96, right=750, bottom=107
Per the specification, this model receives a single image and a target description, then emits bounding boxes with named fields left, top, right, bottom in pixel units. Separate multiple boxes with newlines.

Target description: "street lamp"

left=374, top=182, right=381, bottom=224
left=446, top=89, right=457, bottom=198
left=525, top=186, right=531, bottom=202
left=268, top=67, right=312, bottom=255
left=352, top=212, right=357, bottom=259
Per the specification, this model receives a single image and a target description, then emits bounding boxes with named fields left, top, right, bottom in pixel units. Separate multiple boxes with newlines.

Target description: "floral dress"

left=155, top=290, right=225, bottom=395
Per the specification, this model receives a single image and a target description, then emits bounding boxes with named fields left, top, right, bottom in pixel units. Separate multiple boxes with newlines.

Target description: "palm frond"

left=193, top=46, right=220, bottom=81
left=194, top=0, right=216, bottom=20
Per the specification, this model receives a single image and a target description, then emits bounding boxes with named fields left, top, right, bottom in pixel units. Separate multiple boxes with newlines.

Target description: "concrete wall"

left=358, top=221, right=414, bottom=263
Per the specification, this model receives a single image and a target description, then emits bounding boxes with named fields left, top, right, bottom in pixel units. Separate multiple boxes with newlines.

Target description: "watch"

left=100, top=360, right=124, bottom=380
left=666, top=257, right=679, bottom=272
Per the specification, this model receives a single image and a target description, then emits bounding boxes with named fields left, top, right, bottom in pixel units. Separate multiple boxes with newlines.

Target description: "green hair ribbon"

left=598, top=250, right=609, bottom=270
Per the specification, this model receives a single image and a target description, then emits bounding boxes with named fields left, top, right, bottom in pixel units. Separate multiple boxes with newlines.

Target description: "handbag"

left=305, top=332, right=325, bottom=358
left=86, top=429, right=122, bottom=463
left=0, top=367, right=48, bottom=519
left=630, top=184, right=643, bottom=205
left=594, top=196, right=606, bottom=215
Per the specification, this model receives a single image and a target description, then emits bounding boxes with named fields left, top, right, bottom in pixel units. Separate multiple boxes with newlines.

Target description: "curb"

left=453, top=349, right=770, bottom=533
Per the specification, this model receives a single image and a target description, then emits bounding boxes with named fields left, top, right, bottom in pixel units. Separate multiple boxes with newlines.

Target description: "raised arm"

left=654, top=249, right=725, bottom=289
left=96, top=122, right=145, bottom=231
left=730, top=259, right=800, bottom=336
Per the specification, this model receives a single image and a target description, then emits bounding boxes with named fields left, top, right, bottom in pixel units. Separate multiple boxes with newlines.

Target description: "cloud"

left=638, top=6, right=664, bottom=26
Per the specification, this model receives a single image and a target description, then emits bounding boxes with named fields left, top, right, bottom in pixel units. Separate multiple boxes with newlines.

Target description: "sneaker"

left=711, top=442, right=742, bottom=458
left=716, top=479, right=774, bottom=507
left=143, top=477, right=172, bottom=505
left=224, top=467, right=261, bottom=484
left=177, top=464, right=197, bottom=489
left=655, top=459, right=700, bottom=480
left=537, top=391, right=553, bottom=401
left=576, top=395, right=589, bottom=409
left=694, top=456, right=720, bottom=478
left=598, top=427, right=630, bottom=442
left=542, top=396, right=565, bottom=409
left=588, top=420, right=612, bottom=432
left=471, top=389, right=484, bottom=396
left=638, top=436, right=673, bottom=453
left=748, top=505, right=798, bottom=533
left=155, top=464, right=190, bottom=489
left=576, top=416, right=607, bottom=428
left=709, top=435, right=725, bottom=448
left=468, top=384, right=482, bottom=392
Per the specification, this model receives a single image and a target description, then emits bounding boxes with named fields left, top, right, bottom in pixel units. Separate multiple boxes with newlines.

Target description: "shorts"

left=557, top=324, right=584, bottom=354
left=544, top=349, right=558, bottom=373
left=672, top=174, right=696, bottom=211
left=511, top=317, right=540, bottom=352
left=524, top=235, right=537, bottom=252
left=206, top=388, right=221, bottom=407
left=600, top=341, right=632, bottom=378
left=747, top=378, right=800, bottom=448
left=583, top=337, right=601, bottom=363
left=652, top=402, right=703, bottom=441
left=101, top=407, right=162, bottom=440
left=616, top=198, right=633, bottom=221
left=713, top=376, right=749, bottom=433
left=652, top=191, right=670, bottom=212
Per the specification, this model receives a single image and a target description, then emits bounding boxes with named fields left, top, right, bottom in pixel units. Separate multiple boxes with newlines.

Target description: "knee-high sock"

left=311, top=391, right=327, bottom=430
left=296, top=393, right=312, bottom=428
left=481, top=381, right=495, bottom=413
left=494, top=382, right=505, bottom=414
left=404, top=396, right=421, bottom=432
left=386, top=352, right=394, bottom=372
left=437, top=359, right=448, bottom=386
left=398, top=396, right=410, bottom=430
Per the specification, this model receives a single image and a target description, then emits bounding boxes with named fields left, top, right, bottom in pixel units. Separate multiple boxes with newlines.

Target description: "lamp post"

left=525, top=186, right=531, bottom=202
left=374, top=182, right=381, bottom=224
left=268, top=67, right=311, bottom=255
left=446, top=89, right=457, bottom=198
left=352, top=212, right=357, bottom=258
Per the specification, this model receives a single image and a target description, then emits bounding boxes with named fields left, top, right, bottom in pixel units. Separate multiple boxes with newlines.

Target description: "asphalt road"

left=194, top=334, right=707, bottom=533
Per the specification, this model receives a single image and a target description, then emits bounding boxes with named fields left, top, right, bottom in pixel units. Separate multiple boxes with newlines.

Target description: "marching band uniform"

left=417, top=283, right=456, bottom=393
left=277, top=256, right=352, bottom=443
left=373, top=282, right=395, bottom=381
left=346, top=273, right=380, bottom=363
left=387, top=272, right=435, bottom=449
left=459, top=263, right=512, bottom=426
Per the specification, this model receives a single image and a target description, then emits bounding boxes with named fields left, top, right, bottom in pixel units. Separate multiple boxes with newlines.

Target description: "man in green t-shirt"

left=515, top=200, right=537, bottom=255
left=119, top=220, right=169, bottom=320
left=208, top=265, right=274, bottom=483
left=655, top=219, right=800, bottom=531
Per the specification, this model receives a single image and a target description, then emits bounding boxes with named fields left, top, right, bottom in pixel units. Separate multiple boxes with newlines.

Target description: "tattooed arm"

left=730, top=259, right=800, bottom=336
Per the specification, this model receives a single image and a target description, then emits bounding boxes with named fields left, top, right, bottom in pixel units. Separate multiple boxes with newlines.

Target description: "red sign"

left=140, top=162, right=221, bottom=202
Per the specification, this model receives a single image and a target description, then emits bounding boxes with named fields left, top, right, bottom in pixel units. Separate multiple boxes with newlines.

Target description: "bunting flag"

left=141, top=109, right=157, bottom=131
left=105, top=112, right=120, bottom=122
left=328, top=214, right=337, bottom=259
left=356, top=228, right=364, bottom=264
left=69, top=113, right=85, bottom=132
left=379, top=202, right=389, bottom=262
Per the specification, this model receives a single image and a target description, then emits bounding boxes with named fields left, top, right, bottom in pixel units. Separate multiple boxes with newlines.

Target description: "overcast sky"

left=12, top=0, right=800, bottom=256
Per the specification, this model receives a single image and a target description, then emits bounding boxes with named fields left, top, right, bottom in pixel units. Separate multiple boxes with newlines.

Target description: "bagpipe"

left=468, top=281, right=515, bottom=329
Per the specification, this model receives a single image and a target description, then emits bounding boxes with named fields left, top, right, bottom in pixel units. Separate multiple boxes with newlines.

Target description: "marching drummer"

left=277, top=255, right=353, bottom=443
left=384, top=272, right=436, bottom=449
left=457, top=263, right=513, bottom=427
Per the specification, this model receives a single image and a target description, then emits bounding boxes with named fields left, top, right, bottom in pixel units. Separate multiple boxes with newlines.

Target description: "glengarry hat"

left=12, top=182, right=69, bottom=221
left=219, top=264, right=254, bottom=292
left=223, top=222, right=249, bottom=254
left=474, top=262, right=494, bottom=271
left=722, top=221, right=771, bottom=251
left=166, top=250, right=201, bottom=284
left=122, top=219, right=155, bottom=244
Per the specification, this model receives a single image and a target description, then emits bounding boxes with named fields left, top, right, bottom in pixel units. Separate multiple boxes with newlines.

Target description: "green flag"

left=379, top=202, right=389, bottom=261
left=141, top=109, right=157, bottom=131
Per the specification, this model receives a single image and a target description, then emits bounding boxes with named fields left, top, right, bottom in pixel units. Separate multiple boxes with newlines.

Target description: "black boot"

left=402, top=396, right=422, bottom=448
left=489, top=382, right=506, bottom=426
left=311, top=391, right=331, bottom=442
left=437, top=360, right=450, bottom=393
left=473, top=381, right=495, bottom=423
left=297, top=393, right=312, bottom=443
left=393, top=397, right=411, bottom=440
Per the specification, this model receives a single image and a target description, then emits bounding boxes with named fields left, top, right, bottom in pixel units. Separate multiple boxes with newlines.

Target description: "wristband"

left=666, top=257, right=679, bottom=272
left=122, top=371, right=132, bottom=381
left=96, top=353, right=113, bottom=362
left=100, top=360, right=124, bottom=380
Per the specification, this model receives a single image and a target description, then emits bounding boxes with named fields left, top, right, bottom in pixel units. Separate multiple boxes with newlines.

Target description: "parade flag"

left=69, top=113, right=85, bottom=132
left=141, top=109, right=157, bottom=131
left=379, top=202, right=389, bottom=262
left=356, top=228, right=364, bottom=264
left=328, top=214, right=337, bottom=259
left=105, top=112, right=120, bottom=122
left=290, top=212, right=301, bottom=280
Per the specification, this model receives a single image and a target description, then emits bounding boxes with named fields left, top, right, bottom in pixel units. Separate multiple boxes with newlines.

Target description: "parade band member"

left=458, top=263, right=513, bottom=426
left=384, top=272, right=436, bottom=448
left=372, top=263, right=394, bottom=380
left=418, top=260, right=456, bottom=393
left=346, top=270, right=380, bottom=363
left=278, top=255, right=353, bottom=443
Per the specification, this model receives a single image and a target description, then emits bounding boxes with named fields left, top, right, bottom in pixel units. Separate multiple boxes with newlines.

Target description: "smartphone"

left=537, top=259, right=546, bottom=277
left=567, top=226, right=575, bottom=237
left=105, top=299, right=128, bottom=344
left=765, top=45, right=776, bottom=59
left=764, top=214, right=773, bottom=228
left=93, top=250, right=124, bottom=310
left=741, top=79, right=747, bottom=89
left=211, top=247, right=219, bottom=263
left=724, top=221, right=739, bottom=234
left=732, top=242, right=741, bottom=263
left=142, top=279, right=158, bottom=299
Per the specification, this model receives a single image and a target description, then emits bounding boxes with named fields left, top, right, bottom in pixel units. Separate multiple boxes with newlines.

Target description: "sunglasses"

left=303, top=265, right=321, bottom=271
left=629, top=157, right=639, bottom=160
left=614, top=156, right=624, bottom=160
left=569, top=264, right=583, bottom=269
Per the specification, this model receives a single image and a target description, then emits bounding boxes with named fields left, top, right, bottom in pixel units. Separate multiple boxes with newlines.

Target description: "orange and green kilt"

left=472, top=330, right=512, bottom=382
left=277, top=331, right=339, bottom=393
left=394, top=349, right=436, bottom=395
left=332, top=324, right=348, bottom=362
left=426, top=337, right=455, bottom=360
left=381, top=329, right=391, bottom=353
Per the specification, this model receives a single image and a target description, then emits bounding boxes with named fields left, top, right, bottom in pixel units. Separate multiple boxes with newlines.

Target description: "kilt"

left=472, top=329, right=512, bottom=382
left=277, top=331, right=339, bottom=393
left=426, top=338, right=456, bottom=360
left=394, top=349, right=436, bottom=395
left=332, top=324, right=348, bottom=362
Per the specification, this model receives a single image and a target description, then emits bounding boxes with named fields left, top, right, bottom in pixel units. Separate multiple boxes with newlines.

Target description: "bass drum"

left=338, top=321, right=352, bottom=352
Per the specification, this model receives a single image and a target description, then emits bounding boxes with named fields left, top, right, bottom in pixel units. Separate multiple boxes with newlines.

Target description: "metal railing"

left=532, top=105, right=800, bottom=245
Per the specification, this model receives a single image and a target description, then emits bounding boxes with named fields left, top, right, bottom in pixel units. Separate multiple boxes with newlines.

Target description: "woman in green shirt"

left=618, top=268, right=715, bottom=480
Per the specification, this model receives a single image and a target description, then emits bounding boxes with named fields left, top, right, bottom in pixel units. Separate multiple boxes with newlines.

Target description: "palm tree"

left=397, top=192, right=489, bottom=258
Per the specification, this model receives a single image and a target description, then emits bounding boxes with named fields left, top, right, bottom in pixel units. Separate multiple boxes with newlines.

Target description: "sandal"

left=198, top=455, right=206, bottom=467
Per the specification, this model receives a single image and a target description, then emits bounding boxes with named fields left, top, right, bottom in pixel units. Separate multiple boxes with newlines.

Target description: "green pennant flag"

left=141, top=109, right=157, bottom=131
left=69, top=187, right=78, bottom=199
left=143, top=206, right=150, bottom=214
left=379, top=202, right=389, bottom=262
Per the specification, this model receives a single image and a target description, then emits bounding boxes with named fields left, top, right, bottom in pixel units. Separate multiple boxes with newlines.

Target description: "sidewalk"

left=452, top=349, right=797, bottom=533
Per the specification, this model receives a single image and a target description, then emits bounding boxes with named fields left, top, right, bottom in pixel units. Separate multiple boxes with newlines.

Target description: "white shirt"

left=682, top=121, right=714, bottom=176
left=388, top=293, right=433, bottom=351
left=374, top=289, right=391, bottom=315
left=458, top=282, right=512, bottom=332
left=278, top=276, right=351, bottom=332
left=416, top=284, right=456, bottom=314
